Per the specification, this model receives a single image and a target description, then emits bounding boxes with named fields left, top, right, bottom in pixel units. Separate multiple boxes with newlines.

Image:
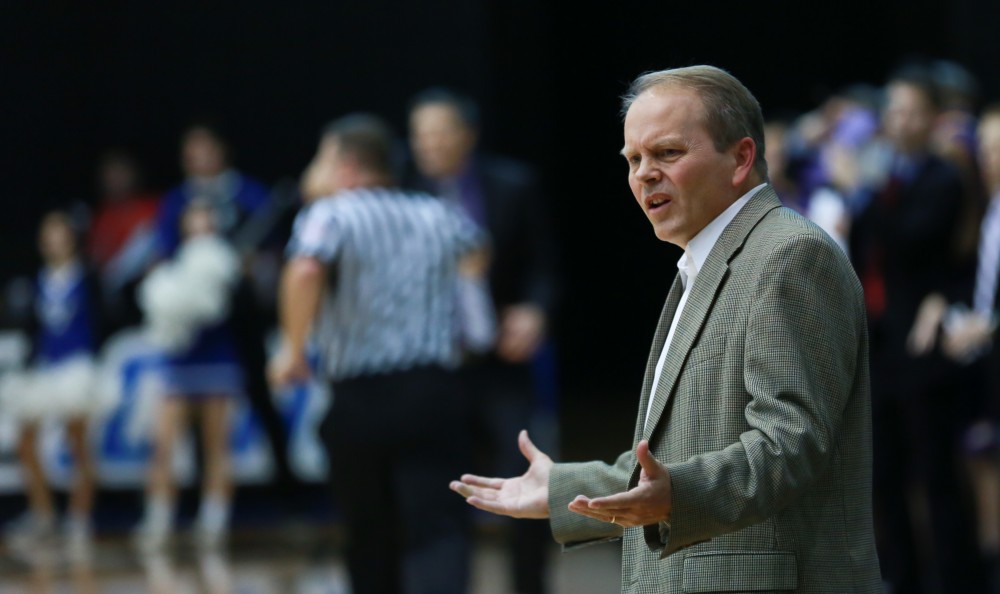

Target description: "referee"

left=270, top=114, right=489, bottom=594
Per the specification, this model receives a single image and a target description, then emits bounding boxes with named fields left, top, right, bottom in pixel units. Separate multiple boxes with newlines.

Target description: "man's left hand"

left=497, top=304, right=546, bottom=363
left=568, top=440, right=672, bottom=528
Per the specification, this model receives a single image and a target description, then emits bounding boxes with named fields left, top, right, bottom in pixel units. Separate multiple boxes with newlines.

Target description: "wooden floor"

left=0, top=524, right=621, bottom=594
left=0, top=402, right=636, bottom=593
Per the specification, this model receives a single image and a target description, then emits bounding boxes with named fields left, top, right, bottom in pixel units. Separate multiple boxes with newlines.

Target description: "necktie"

left=861, top=173, right=904, bottom=319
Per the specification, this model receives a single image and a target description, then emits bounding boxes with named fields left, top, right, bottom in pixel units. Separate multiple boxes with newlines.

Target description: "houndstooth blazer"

left=549, top=187, right=882, bottom=593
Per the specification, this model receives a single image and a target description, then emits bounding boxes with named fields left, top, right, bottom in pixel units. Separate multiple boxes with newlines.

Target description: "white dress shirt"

left=644, top=183, right=766, bottom=429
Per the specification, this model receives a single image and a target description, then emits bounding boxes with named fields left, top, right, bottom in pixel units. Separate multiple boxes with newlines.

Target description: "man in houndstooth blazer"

left=452, top=65, right=881, bottom=593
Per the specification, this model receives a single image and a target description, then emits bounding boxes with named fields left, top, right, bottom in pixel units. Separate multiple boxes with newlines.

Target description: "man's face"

left=100, top=158, right=137, bottom=200
left=182, top=128, right=227, bottom=178
left=978, top=116, right=1000, bottom=194
left=409, top=103, right=476, bottom=179
left=39, top=215, right=75, bottom=263
left=883, top=82, right=935, bottom=153
left=181, top=205, right=217, bottom=239
left=623, top=87, right=742, bottom=247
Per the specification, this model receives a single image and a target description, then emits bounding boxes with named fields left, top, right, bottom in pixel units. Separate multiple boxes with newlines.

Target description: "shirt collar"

left=677, top=183, right=766, bottom=287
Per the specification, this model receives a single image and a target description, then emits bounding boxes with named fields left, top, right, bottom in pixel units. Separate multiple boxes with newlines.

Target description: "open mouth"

left=646, top=195, right=670, bottom=210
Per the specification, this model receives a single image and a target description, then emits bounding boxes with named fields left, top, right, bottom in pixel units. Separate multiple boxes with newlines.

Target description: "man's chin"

left=651, top=224, right=682, bottom=246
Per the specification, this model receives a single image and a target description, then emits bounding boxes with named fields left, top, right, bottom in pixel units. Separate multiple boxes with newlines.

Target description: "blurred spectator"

left=930, top=59, right=985, bottom=270
left=850, top=66, right=982, bottom=594
left=930, top=59, right=981, bottom=175
left=766, top=116, right=854, bottom=251
left=0, top=211, right=109, bottom=559
left=775, top=84, right=883, bottom=252
left=786, top=83, right=881, bottom=202
left=155, top=123, right=299, bottom=497
left=763, top=118, right=803, bottom=209
left=88, top=150, right=161, bottom=267
left=155, top=124, right=269, bottom=257
left=406, top=88, right=558, bottom=594
left=271, top=113, right=488, bottom=594
left=134, top=201, right=242, bottom=552
left=943, top=104, right=1000, bottom=588
left=86, top=149, right=161, bottom=332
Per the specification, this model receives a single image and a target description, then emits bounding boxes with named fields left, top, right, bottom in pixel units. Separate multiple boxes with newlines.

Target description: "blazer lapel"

left=633, top=274, right=685, bottom=446
left=640, top=187, right=783, bottom=442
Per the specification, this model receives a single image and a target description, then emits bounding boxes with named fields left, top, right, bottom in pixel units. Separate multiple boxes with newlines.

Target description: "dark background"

left=3, top=1, right=999, bottom=452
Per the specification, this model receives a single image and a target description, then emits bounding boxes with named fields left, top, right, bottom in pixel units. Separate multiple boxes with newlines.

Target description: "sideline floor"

left=0, top=524, right=621, bottom=593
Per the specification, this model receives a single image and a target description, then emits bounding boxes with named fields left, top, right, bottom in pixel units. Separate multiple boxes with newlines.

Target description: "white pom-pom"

left=0, top=355, right=106, bottom=422
left=0, top=370, right=44, bottom=421
left=42, top=356, right=97, bottom=418
left=138, top=235, right=240, bottom=353
left=179, top=236, right=240, bottom=288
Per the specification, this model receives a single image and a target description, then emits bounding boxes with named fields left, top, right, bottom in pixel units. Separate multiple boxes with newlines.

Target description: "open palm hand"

left=450, top=430, right=552, bottom=519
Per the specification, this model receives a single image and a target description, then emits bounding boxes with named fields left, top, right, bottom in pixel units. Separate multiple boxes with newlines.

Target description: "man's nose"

left=635, top=158, right=660, bottom=182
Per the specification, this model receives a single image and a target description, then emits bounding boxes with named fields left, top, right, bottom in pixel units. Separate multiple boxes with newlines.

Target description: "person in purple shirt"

left=407, top=88, right=559, bottom=594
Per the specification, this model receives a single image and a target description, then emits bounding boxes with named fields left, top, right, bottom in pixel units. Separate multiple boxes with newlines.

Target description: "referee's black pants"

left=322, top=365, right=472, bottom=594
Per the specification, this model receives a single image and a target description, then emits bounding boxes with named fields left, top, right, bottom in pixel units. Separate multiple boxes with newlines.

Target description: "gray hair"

left=621, top=65, right=768, bottom=179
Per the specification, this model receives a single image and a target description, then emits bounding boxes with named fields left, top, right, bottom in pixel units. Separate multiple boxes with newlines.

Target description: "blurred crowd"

left=766, top=59, right=1000, bottom=594
left=0, top=89, right=560, bottom=594
left=0, top=56, right=999, bottom=594
left=0, top=122, right=304, bottom=561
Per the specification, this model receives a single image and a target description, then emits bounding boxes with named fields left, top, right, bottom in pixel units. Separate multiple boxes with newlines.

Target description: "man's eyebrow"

left=619, top=135, right=685, bottom=157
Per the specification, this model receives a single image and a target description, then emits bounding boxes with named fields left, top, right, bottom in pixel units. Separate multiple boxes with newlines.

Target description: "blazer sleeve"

left=660, top=232, right=866, bottom=555
left=548, top=449, right=632, bottom=549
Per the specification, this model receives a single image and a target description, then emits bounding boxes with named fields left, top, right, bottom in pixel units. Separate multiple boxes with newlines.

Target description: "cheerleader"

left=1, top=211, right=105, bottom=555
left=134, top=199, right=242, bottom=551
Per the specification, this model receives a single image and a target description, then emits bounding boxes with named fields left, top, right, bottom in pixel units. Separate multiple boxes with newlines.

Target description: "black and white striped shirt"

left=287, top=188, right=483, bottom=381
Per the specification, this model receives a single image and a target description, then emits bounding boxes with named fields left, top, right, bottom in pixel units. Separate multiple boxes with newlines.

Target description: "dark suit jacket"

left=407, top=155, right=558, bottom=322
left=549, top=188, right=881, bottom=593
left=850, top=153, right=964, bottom=367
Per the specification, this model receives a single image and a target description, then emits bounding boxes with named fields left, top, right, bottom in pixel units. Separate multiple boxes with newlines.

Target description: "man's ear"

left=731, top=137, right=757, bottom=187
left=337, top=154, right=365, bottom=189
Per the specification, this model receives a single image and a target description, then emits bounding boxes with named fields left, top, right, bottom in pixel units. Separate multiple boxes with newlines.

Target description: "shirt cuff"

left=659, top=520, right=672, bottom=545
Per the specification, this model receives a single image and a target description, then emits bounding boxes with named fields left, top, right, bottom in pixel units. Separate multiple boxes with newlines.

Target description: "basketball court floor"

left=0, top=523, right=621, bottom=593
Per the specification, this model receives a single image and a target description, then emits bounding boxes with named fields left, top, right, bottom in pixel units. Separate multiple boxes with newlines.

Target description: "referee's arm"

left=269, top=255, right=325, bottom=386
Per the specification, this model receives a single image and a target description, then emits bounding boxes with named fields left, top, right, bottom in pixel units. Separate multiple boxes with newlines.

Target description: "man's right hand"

left=267, top=346, right=311, bottom=389
left=450, top=430, right=552, bottom=519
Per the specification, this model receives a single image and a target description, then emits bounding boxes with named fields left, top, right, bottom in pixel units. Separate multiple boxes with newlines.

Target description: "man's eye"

left=660, top=149, right=680, bottom=158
